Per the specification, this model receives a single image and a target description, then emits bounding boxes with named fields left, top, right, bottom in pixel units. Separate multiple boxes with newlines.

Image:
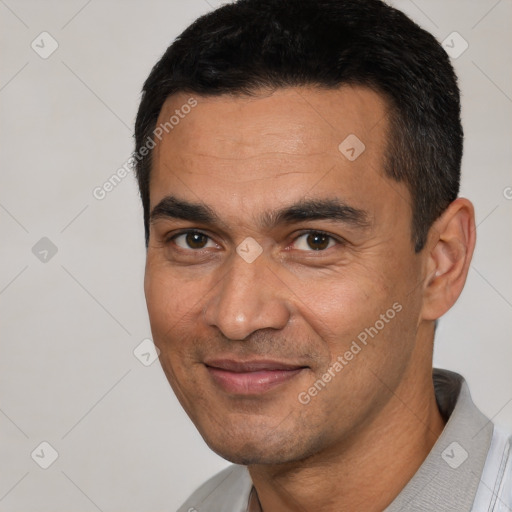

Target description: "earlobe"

left=421, top=198, right=476, bottom=321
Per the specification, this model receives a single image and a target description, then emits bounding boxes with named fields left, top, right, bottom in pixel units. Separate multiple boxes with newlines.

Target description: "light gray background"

left=1, top=0, right=511, bottom=510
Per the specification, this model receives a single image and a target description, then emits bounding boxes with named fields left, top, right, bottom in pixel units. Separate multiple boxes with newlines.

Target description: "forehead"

left=149, top=86, right=405, bottom=225
left=154, top=85, right=388, bottom=161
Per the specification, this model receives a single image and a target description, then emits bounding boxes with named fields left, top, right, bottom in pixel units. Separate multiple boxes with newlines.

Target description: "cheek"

left=144, top=259, right=204, bottom=355
left=144, top=272, right=174, bottom=342
left=291, top=272, right=416, bottom=428
left=291, top=255, right=417, bottom=375
left=144, top=263, right=207, bottom=404
left=295, top=267, right=389, bottom=342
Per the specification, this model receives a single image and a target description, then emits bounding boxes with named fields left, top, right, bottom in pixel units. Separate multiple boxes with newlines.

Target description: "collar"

left=384, top=368, right=493, bottom=511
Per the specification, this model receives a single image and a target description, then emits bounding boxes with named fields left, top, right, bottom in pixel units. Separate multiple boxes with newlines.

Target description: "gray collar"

left=384, top=368, right=494, bottom=511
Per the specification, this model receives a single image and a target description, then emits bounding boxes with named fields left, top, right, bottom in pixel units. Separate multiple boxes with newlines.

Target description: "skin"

left=144, top=86, right=476, bottom=511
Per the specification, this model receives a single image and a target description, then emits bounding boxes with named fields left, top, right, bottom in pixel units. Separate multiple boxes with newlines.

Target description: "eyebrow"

left=150, top=195, right=370, bottom=230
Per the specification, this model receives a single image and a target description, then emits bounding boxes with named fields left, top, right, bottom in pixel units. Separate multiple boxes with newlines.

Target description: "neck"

left=248, top=357, right=445, bottom=511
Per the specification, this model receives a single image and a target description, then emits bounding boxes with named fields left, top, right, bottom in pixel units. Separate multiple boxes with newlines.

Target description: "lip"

left=205, top=359, right=307, bottom=395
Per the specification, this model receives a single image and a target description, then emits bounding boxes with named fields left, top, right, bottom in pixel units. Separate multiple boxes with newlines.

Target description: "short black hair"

left=134, top=0, right=462, bottom=251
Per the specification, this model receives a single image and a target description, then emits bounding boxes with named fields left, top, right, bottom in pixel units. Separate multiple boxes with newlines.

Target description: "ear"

left=421, top=198, right=476, bottom=321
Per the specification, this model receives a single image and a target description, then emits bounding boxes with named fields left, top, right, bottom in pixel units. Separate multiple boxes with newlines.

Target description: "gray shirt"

left=178, top=369, right=512, bottom=511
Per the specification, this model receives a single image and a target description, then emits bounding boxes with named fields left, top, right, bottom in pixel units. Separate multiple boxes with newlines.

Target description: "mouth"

left=204, top=359, right=308, bottom=395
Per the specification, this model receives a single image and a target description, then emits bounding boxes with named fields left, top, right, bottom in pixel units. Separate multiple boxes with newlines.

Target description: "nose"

left=203, top=250, right=291, bottom=341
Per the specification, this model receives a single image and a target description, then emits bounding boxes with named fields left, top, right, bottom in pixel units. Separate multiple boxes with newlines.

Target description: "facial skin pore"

left=144, top=86, right=475, bottom=511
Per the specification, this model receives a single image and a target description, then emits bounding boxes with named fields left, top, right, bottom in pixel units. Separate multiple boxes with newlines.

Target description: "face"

left=144, top=86, right=427, bottom=465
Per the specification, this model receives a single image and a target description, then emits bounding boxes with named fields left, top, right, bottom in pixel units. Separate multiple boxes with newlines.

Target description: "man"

left=134, top=0, right=511, bottom=510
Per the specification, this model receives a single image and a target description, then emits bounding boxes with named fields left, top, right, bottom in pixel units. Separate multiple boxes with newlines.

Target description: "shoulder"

left=494, top=426, right=512, bottom=510
left=473, top=425, right=512, bottom=511
left=177, top=464, right=253, bottom=512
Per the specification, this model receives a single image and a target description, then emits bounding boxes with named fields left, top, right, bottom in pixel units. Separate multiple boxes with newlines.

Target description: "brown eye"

left=173, top=231, right=214, bottom=250
left=186, top=232, right=208, bottom=249
left=307, top=233, right=330, bottom=250
left=293, top=231, right=336, bottom=251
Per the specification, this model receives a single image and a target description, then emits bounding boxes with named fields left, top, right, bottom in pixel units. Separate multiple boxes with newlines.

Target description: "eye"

left=172, top=231, right=218, bottom=250
left=292, top=231, right=337, bottom=251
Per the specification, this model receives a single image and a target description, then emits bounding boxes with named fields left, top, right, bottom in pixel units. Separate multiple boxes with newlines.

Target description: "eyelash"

left=166, top=229, right=343, bottom=252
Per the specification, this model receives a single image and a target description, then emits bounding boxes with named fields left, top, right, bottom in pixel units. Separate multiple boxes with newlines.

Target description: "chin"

left=199, top=422, right=318, bottom=466
left=209, top=442, right=294, bottom=466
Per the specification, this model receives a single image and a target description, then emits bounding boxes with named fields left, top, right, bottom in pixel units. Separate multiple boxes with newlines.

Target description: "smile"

left=204, top=359, right=307, bottom=395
